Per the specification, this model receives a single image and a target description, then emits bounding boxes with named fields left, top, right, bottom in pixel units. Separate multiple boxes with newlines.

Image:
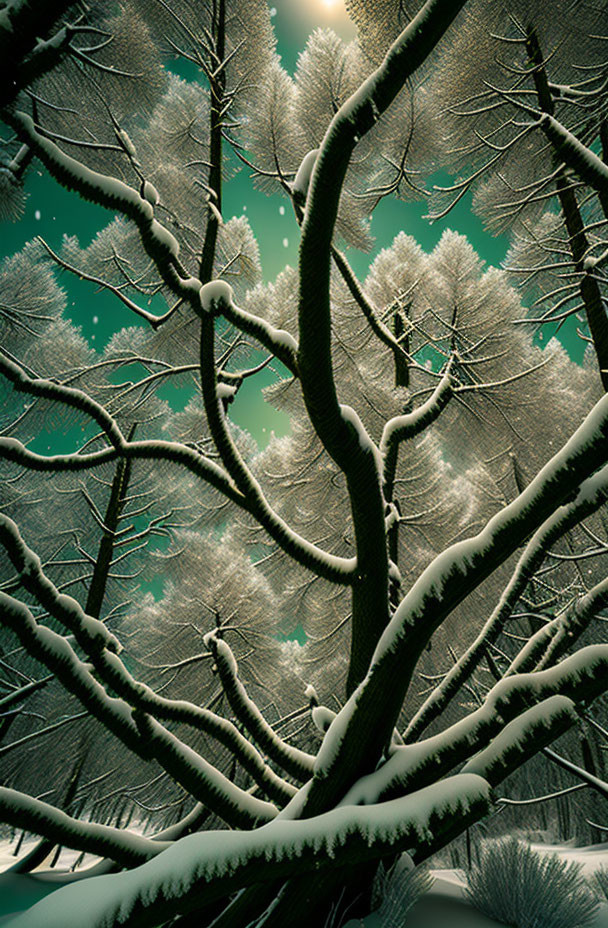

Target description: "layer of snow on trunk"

left=292, top=149, right=318, bottom=201
left=339, top=404, right=383, bottom=474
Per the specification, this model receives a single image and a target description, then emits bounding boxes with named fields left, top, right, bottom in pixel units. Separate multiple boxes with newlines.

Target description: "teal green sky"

left=0, top=0, right=557, bottom=447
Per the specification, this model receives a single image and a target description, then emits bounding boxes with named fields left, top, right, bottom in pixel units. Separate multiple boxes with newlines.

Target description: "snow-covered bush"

left=371, top=858, right=434, bottom=927
left=592, top=866, right=608, bottom=902
left=466, top=837, right=599, bottom=928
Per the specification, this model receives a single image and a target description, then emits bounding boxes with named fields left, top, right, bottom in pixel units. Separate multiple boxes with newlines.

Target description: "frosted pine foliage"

left=29, top=4, right=166, bottom=178
left=61, top=219, right=167, bottom=305
left=135, top=0, right=275, bottom=104
left=421, top=0, right=608, bottom=376
left=294, top=31, right=369, bottom=149
left=239, top=57, right=308, bottom=194
left=243, top=265, right=299, bottom=338
left=0, top=243, right=66, bottom=353
left=466, top=838, right=599, bottom=928
left=0, top=165, right=25, bottom=221
left=215, top=216, right=262, bottom=297
left=345, top=0, right=428, bottom=62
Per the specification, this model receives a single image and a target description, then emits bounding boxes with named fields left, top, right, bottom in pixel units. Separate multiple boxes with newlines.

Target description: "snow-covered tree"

left=2, top=1, right=608, bottom=925
left=421, top=0, right=608, bottom=383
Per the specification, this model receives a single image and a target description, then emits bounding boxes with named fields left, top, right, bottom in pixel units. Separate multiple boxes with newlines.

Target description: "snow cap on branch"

left=200, top=280, right=234, bottom=316
left=292, top=149, right=319, bottom=203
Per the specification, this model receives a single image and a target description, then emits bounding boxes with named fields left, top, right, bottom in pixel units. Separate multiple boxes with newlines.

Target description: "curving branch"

left=539, top=113, right=608, bottom=208
left=0, top=353, right=355, bottom=585
left=205, top=632, right=314, bottom=781
left=404, top=461, right=608, bottom=740
left=0, top=591, right=278, bottom=829
left=0, top=352, right=125, bottom=448
left=5, top=774, right=492, bottom=928
left=5, top=111, right=190, bottom=294
left=330, top=246, right=410, bottom=388
left=37, top=238, right=178, bottom=330
left=0, top=591, right=143, bottom=750
left=0, top=787, right=170, bottom=868
left=380, top=366, right=454, bottom=501
left=0, top=516, right=296, bottom=807
left=508, top=575, right=608, bottom=676
left=343, top=649, right=607, bottom=806
left=215, top=296, right=299, bottom=377
left=130, top=711, right=278, bottom=829
left=301, top=389, right=608, bottom=818
left=524, top=27, right=608, bottom=391
left=297, top=0, right=468, bottom=694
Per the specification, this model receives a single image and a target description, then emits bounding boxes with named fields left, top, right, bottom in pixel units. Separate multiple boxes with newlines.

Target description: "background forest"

left=2, top=1, right=608, bottom=927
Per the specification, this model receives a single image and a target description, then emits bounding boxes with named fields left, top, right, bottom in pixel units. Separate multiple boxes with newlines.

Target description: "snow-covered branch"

left=0, top=787, right=170, bottom=867
left=205, top=632, right=315, bottom=781
left=6, top=774, right=491, bottom=928
left=330, top=246, right=410, bottom=387
left=297, top=0, right=467, bottom=694
left=0, top=591, right=143, bottom=750
left=0, top=589, right=278, bottom=829
left=0, top=516, right=296, bottom=807
left=130, top=711, right=278, bottom=829
left=199, top=283, right=342, bottom=591
left=200, top=281, right=299, bottom=377
left=539, top=113, right=608, bottom=208
left=300, top=391, right=608, bottom=817
left=405, top=462, right=608, bottom=740
left=0, top=352, right=125, bottom=448
left=5, top=111, right=189, bottom=294
left=508, top=575, right=608, bottom=675
left=461, top=695, right=578, bottom=786
left=0, top=355, right=355, bottom=584
left=380, top=367, right=453, bottom=500
left=343, top=648, right=608, bottom=806
left=0, top=513, right=122, bottom=654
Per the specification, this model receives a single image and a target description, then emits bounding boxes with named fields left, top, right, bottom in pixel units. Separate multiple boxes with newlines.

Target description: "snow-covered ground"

left=0, top=840, right=102, bottom=923
left=346, top=847, right=608, bottom=928
left=2, top=838, right=608, bottom=927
